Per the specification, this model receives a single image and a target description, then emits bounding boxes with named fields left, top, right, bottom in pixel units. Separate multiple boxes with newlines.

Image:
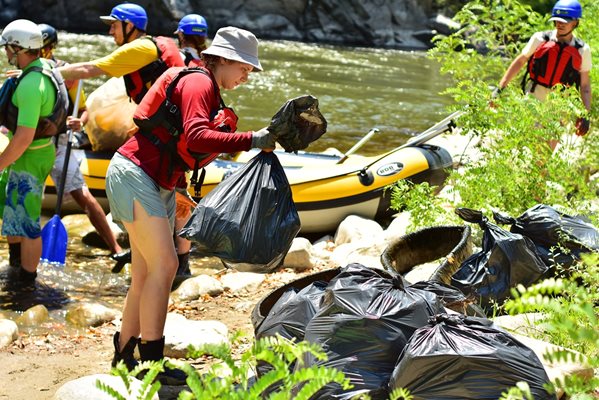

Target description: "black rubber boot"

left=175, top=252, right=191, bottom=277
left=111, top=332, right=139, bottom=371
left=111, top=249, right=132, bottom=273
left=8, top=243, right=21, bottom=268
left=15, top=266, right=37, bottom=283
left=138, top=337, right=187, bottom=385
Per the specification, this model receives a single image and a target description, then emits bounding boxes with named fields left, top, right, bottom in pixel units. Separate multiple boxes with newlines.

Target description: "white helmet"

left=0, top=19, right=43, bottom=49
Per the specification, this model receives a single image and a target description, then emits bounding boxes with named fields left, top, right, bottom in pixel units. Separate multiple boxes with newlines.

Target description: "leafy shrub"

left=425, top=0, right=598, bottom=220
left=96, top=335, right=352, bottom=400
left=504, top=253, right=599, bottom=397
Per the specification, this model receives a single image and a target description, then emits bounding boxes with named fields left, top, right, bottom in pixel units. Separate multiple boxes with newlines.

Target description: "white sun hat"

left=201, top=26, right=262, bottom=72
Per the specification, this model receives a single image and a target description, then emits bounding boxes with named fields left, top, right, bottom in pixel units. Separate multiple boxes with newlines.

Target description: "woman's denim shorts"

left=106, top=153, right=175, bottom=231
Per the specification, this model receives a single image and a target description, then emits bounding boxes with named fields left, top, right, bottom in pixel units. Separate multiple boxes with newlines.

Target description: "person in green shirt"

left=0, top=19, right=67, bottom=283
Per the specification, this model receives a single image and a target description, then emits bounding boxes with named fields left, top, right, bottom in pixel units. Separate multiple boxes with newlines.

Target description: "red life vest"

left=133, top=67, right=238, bottom=174
left=123, top=36, right=185, bottom=104
left=523, top=31, right=584, bottom=91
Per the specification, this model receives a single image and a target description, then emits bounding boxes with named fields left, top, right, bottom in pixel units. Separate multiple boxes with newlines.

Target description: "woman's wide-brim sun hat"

left=201, top=26, right=262, bottom=72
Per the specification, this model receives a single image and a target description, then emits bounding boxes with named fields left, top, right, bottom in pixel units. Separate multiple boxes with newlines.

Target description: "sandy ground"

left=0, top=267, right=308, bottom=400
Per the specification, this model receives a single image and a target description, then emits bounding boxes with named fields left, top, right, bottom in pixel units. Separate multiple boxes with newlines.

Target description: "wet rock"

left=171, top=275, right=224, bottom=302
left=163, top=313, right=229, bottom=359
left=82, top=214, right=128, bottom=249
left=16, top=304, right=49, bottom=326
left=283, top=237, right=315, bottom=272
left=335, top=215, right=384, bottom=246
left=0, top=319, right=18, bottom=348
left=220, top=272, right=265, bottom=293
left=62, top=214, right=96, bottom=239
left=65, top=302, right=121, bottom=328
left=53, top=373, right=157, bottom=400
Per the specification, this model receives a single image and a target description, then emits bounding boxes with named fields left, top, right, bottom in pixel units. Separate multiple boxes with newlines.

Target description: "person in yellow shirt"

left=57, top=3, right=185, bottom=270
left=57, top=3, right=184, bottom=104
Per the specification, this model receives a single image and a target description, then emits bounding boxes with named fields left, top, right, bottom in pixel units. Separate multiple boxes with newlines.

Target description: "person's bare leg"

left=71, top=188, right=123, bottom=254
left=122, top=200, right=177, bottom=341
left=116, top=237, right=147, bottom=348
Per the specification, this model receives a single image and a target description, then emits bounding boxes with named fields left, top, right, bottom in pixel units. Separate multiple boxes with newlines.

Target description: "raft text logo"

left=376, top=162, right=403, bottom=176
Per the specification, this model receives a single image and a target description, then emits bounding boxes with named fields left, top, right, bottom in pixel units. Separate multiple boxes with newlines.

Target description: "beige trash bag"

left=84, top=77, right=137, bottom=152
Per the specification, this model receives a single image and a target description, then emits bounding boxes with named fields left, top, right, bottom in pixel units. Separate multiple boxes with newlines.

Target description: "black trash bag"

left=389, top=313, right=556, bottom=400
left=409, top=280, right=486, bottom=318
left=255, top=281, right=326, bottom=341
left=254, top=281, right=327, bottom=393
left=297, top=263, right=443, bottom=400
left=268, top=95, right=327, bottom=152
left=451, top=208, right=548, bottom=306
left=179, top=152, right=300, bottom=273
left=494, top=204, right=599, bottom=268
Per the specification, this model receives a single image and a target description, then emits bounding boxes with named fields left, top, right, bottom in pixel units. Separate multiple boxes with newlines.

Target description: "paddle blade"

left=41, top=214, right=68, bottom=265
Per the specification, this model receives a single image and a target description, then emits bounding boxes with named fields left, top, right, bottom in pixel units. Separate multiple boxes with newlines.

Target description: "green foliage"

left=95, top=360, right=162, bottom=400
left=429, top=0, right=545, bottom=83
left=96, top=335, right=352, bottom=400
left=389, top=387, right=414, bottom=400
left=427, top=0, right=599, bottom=220
left=504, top=253, right=599, bottom=396
left=499, top=381, right=535, bottom=400
left=389, top=180, right=459, bottom=231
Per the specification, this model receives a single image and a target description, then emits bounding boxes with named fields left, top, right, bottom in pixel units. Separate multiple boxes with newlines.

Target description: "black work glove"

left=576, top=117, right=590, bottom=136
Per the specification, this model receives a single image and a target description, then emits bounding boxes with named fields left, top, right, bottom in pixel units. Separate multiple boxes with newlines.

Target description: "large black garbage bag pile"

left=179, top=152, right=300, bottom=273
left=451, top=208, right=548, bottom=306
left=299, top=263, right=443, bottom=400
left=389, top=313, right=556, bottom=400
left=494, top=204, right=599, bottom=268
left=267, top=95, right=327, bottom=152
left=409, top=281, right=486, bottom=317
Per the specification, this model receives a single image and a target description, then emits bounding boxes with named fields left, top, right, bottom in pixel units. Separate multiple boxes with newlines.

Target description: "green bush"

left=504, top=253, right=599, bottom=397
left=424, top=0, right=598, bottom=221
left=97, top=335, right=352, bottom=400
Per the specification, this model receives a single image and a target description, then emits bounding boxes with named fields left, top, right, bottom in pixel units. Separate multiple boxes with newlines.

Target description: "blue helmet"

left=100, top=3, right=148, bottom=31
left=551, top=0, right=582, bottom=20
left=174, top=14, right=208, bottom=36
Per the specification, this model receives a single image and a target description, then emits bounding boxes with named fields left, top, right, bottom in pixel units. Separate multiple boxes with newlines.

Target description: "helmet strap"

left=122, top=21, right=135, bottom=44
left=557, top=27, right=575, bottom=41
left=6, top=44, right=24, bottom=67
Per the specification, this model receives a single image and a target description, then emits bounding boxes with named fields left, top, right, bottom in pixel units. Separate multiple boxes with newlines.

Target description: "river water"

left=0, top=32, right=453, bottom=329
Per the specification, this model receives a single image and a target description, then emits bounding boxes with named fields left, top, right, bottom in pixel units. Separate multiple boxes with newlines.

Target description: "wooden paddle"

left=40, top=80, right=83, bottom=265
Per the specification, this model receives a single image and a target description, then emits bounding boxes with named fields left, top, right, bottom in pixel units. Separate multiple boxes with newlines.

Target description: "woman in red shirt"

left=106, top=26, right=275, bottom=384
